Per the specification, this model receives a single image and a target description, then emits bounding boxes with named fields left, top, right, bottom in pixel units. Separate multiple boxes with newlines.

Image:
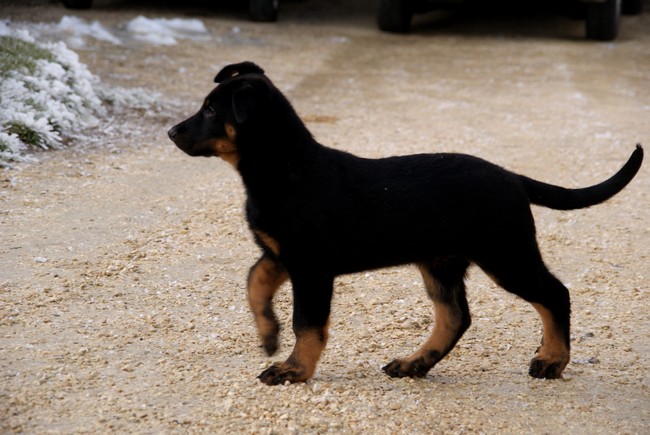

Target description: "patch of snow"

left=55, top=15, right=122, bottom=47
left=2, top=15, right=210, bottom=49
left=0, top=20, right=11, bottom=36
left=126, top=16, right=210, bottom=46
left=0, top=26, right=165, bottom=165
left=6, top=16, right=122, bottom=49
left=0, top=131, right=26, bottom=163
left=1, top=30, right=106, bottom=162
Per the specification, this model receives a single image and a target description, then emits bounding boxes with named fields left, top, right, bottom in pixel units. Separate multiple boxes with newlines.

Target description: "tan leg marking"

left=248, top=257, right=288, bottom=355
left=411, top=302, right=460, bottom=360
left=383, top=265, right=464, bottom=378
left=532, top=303, right=570, bottom=371
left=254, top=230, right=281, bottom=256
left=406, top=264, right=460, bottom=357
left=286, top=325, right=329, bottom=380
left=258, top=324, right=329, bottom=385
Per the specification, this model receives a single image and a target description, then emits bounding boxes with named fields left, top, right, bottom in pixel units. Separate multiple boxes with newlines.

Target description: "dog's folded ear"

left=214, top=61, right=265, bottom=83
left=231, top=83, right=258, bottom=124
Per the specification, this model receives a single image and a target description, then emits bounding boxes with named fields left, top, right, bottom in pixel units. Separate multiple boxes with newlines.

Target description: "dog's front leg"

left=247, top=255, right=288, bottom=356
left=258, top=273, right=334, bottom=385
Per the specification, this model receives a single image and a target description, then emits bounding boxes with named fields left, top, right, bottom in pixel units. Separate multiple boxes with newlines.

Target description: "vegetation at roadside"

left=0, top=31, right=160, bottom=167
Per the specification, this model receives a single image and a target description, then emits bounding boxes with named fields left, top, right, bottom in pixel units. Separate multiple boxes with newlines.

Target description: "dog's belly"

left=326, top=227, right=462, bottom=274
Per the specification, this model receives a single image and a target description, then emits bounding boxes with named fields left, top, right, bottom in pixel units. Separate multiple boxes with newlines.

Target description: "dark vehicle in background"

left=377, top=0, right=643, bottom=40
left=63, top=0, right=643, bottom=41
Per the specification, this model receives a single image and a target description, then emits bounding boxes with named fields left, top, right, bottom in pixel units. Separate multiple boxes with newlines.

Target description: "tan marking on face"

left=211, top=138, right=239, bottom=168
left=255, top=230, right=281, bottom=256
left=209, top=124, right=239, bottom=168
left=532, top=303, right=570, bottom=370
left=225, top=123, right=237, bottom=141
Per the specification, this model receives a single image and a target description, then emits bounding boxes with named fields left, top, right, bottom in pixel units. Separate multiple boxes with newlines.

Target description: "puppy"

left=168, top=61, right=643, bottom=385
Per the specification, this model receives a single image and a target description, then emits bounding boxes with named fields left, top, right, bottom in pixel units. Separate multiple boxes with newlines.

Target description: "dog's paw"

left=382, top=357, right=431, bottom=378
left=258, top=362, right=307, bottom=386
left=528, top=357, right=566, bottom=379
left=262, top=334, right=278, bottom=356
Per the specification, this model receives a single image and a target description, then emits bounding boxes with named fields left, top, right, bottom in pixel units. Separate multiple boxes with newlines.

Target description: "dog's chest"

left=245, top=197, right=287, bottom=253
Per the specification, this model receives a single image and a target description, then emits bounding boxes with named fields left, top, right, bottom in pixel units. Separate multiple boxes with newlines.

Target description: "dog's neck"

left=233, top=86, right=326, bottom=202
left=238, top=142, right=322, bottom=212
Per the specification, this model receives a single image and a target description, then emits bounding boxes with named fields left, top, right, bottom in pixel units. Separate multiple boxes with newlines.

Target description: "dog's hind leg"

left=528, top=287, right=571, bottom=379
left=482, top=255, right=571, bottom=379
left=247, top=255, right=288, bottom=356
left=383, top=258, right=471, bottom=378
left=258, top=272, right=334, bottom=385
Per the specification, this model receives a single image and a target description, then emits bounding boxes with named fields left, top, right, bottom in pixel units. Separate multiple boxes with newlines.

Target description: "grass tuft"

left=0, top=36, right=55, bottom=78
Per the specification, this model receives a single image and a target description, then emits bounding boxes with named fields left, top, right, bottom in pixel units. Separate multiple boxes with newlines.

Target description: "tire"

left=622, top=0, right=643, bottom=15
left=62, top=0, right=92, bottom=8
left=377, top=0, right=414, bottom=33
left=250, top=0, right=279, bottom=22
left=586, top=0, right=621, bottom=41
left=565, top=1, right=587, bottom=19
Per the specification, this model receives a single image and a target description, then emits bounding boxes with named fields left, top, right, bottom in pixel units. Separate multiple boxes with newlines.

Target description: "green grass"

left=4, top=122, right=43, bottom=148
left=0, top=35, right=55, bottom=78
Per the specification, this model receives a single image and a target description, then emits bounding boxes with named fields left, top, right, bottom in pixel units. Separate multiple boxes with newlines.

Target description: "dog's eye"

left=204, top=106, right=216, bottom=117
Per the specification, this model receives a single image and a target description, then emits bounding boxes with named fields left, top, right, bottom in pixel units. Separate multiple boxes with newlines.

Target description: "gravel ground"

left=1, top=1, right=649, bottom=433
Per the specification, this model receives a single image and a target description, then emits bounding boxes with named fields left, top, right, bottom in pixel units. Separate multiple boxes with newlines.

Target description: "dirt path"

left=2, top=1, right=649, bottom=433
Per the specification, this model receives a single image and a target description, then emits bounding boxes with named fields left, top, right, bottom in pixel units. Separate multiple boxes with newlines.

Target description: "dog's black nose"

left=167, top=127, right=178, bottom=140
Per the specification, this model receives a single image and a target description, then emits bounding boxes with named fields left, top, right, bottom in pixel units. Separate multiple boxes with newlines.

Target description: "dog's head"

left=167, top=61, right=274, bottom=167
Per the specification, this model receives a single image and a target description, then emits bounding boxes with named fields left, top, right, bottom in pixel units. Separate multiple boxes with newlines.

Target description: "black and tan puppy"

left=168, top=61, right=643, bottom=386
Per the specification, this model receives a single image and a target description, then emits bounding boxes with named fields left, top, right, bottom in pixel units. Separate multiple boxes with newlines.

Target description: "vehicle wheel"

left=565, top=1, right=586, bottom=19
left=586, top=0, right=621, bottom=41
left=377, top=0, right=414, bottom=33
left=622, top=0, right=643, bottom=15
left=250, top=0, right=279, bottom=22
left=62, top=0, right=92, bottom=8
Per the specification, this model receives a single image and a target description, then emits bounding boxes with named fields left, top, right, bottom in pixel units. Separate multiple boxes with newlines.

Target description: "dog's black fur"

left=168, top=61, right=644, bottom=386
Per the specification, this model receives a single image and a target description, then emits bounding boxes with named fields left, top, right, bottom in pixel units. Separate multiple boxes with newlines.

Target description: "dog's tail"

left=519, top=144, right=643, bottom=210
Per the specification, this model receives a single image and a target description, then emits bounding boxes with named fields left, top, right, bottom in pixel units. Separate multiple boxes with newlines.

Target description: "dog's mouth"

left=167, top=126, right=204, bottom=156
left=175, top=140, right=216, bottom=158
left=168, top=121, right=239, bottom=168
left=168, top=128, right=238, bottom=163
